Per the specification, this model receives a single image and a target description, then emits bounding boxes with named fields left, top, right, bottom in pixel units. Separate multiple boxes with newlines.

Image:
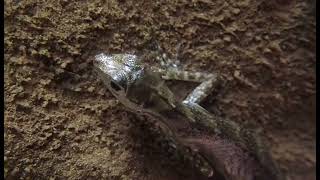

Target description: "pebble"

left=263, top=34, right=270, bottom=40
left=24, top=167, right=31, bottom=173
left=16, top=101, right=30, bottom=108
left=223, top=35, right=231, bottom=42
left=263, top=48, right=272, bottom=54
left=254, top=36, right=262, bottom=41
left=87, top=86, right=95, bottom=92
left=101, top=136, right=107, bottom=142
left=232, top=8, right=241, bottom=15
left=245, top=31, right=253, bottom=37
left=74, top=87, right=82, bottom=92
left=94, top=137, right=100, bottom=142
left=51, top=97, right=58, bottom=103
left=24, top=77, right=32, bottom=82
left=234, top=70, right=240, bottom=77
left=51, top=140, right=61, bottom=150
left=60, top=62, right=68, bottom=69
left=42, top=101, right=49, bottom=107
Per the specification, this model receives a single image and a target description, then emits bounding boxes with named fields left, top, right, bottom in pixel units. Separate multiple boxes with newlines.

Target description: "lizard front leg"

left=156, top=68, right=220, bottom=104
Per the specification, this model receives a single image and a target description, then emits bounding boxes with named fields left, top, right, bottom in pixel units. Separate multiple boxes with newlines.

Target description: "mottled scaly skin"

left=93, top=52, right=284, bottom=180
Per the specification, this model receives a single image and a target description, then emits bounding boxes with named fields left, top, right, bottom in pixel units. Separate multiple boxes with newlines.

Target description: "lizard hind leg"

left=183, top=73, right=219, bottom=104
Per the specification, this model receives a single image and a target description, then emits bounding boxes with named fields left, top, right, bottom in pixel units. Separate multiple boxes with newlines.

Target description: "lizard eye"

left=110, top=81, right=122, bottom=91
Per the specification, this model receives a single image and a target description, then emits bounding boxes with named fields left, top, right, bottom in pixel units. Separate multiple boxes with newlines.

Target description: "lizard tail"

left=183, top=102, right=285, bottom=180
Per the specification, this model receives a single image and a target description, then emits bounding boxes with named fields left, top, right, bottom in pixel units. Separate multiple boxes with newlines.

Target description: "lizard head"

left=93, top=53, right=176, bottom=114
left=93, top=53, right=143, bottom=101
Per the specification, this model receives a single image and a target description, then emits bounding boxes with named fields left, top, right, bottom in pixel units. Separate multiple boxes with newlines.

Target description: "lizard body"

left=93, top=52, right=284, bottom=180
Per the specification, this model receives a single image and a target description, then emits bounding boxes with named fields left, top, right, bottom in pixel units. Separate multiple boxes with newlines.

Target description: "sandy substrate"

left=4, top=0, right=315, bottom=179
